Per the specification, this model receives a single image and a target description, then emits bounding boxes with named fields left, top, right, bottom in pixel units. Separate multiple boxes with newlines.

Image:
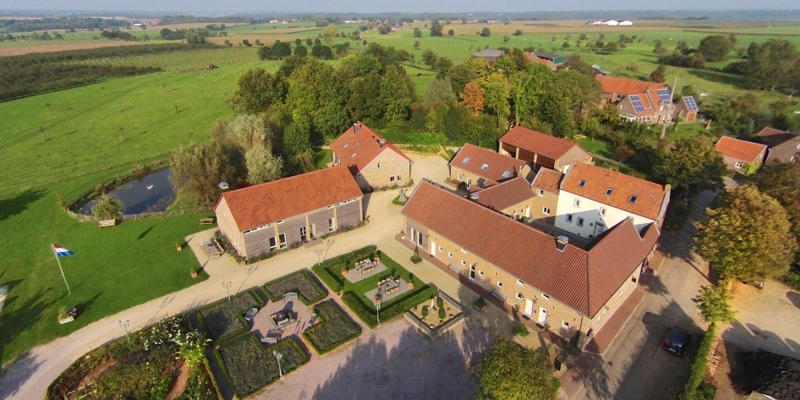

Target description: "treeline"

left=159, top=27, right=227, bottom=43
left=0, top=43, right=219, bottom=101
left=100, top=30, right=140, bottom=42
left=0, top=31, right=64, bottom=42
left=0, top=17, right=129, bottom=33
left=157, top=15, right=254, bottom=25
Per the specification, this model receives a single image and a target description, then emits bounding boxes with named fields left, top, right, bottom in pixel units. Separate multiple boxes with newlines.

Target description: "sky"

left=0, top=0, right=798, bottom=15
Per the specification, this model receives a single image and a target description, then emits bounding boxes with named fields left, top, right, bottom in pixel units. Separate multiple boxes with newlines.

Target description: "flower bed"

left=215, top=334, right=308, bottom=397
left=262, top=269, right=327, bottom=305
left=197, top=289, right=265, bottom=341
left=47, top=314, right=217, bottom=400
left=303, top=300, right=361, bottom=354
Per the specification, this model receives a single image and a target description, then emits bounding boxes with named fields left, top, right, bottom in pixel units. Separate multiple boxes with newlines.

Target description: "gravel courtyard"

left=255, top=318, right=494, bottom=400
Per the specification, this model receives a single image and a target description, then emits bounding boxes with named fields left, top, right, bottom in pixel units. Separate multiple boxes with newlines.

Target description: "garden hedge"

left=682, top=323, right=718, bottom=400
left=312, top=245, right=378, bottom=291
left=214, top=334, right=308, bottom=397
left=342, top=284, right=437, bottom=329
left=262, top=269, right=327, bottom=305
left=196, top=288, right=265, bottom=342
left=303, top=299, right=361, bottom=355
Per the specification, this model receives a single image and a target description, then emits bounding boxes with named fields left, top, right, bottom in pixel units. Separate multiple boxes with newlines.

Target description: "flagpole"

left=51, top=244, right=72, bottom=294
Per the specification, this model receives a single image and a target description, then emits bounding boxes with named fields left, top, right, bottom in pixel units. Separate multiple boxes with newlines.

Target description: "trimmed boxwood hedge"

left=303, top=299, right=361, bottom=355
left=262, top=269, right=327, bottom=305
left=312, top=245, right=377, bottom=291
left=214, top=334, right=308, bottom=397
left=342, top=284, right=437, bottom=329
left=682, top=323, right=718, bottom=399
left=196, top=288, right=265, bottom=342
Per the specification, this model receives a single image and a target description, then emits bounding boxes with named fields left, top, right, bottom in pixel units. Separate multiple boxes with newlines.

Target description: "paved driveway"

left=575, top=191, right=717, bottom=400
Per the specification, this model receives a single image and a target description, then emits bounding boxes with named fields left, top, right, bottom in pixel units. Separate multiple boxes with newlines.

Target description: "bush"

left=197, top=289, right=264, bottom=341
left=683, top=323, right=718, bottom=399
left=303, top=300, right=361, bottom=354
left=411, top=253, right=423, bottom=264
left=342, top=285, right=437, bottom=328
left=216, top=334, right=308, bottom=396
left=262, top=270, right=327, bottom=305
left=422, top=305, right=429, bottom=317
left=438, top=306, right=447, bottom=320
left=436, top=296, right=444, bottom=308
left=515, top=323, right=530, bottom=337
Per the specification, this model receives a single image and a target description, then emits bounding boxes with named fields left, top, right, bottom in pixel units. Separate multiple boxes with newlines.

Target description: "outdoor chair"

left=244, top=308, right=258, bottom=322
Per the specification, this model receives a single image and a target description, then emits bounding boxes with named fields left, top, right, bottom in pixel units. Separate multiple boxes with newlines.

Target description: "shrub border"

left=195, top=288, right=266, bottom=343
left=302, top=299, right=362, bottom=355
left=261, top=269, right=328, bottom=306
left=342, top=284, right=437, bottom=329
left=311, top=245, right=377, bottom=290
left=213, top=333, right=309, bottom=398
left=682, top=322, right=718, bottom=399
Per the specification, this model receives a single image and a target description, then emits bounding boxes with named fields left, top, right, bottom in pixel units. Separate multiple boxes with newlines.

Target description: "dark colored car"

left=663, top=327, right=692, bottom=356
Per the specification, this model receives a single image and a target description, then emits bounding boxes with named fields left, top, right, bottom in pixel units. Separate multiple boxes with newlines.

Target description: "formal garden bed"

left=312, top=246, right=437, bottom=328
left=262, top=269, right=327, bottom=305
left=196, top=289, right=265, bottom=342
left=303, top=299, right=361, bottom=355
left=47, top=314, right=219, bottom=400
left=214, top=334, right=308, bottom=397
left=405, top=291, right=465, bottom=338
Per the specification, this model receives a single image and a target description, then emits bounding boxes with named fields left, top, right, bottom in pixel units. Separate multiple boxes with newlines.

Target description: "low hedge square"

left=197, top=289, right=264, bottom=341
left=216, top=334, right=308, bottom=397
left=303, top=299, right=361, bottom=354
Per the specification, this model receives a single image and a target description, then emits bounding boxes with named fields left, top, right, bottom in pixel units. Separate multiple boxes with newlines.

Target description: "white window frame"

left=396, top=175, right=403, bottom=181
left=562, top=320, right=570, bottom=328
left=448, top=252, right=453, bottom=258
left=377, top=162, right=381, bottom=169
left=538, top=189, right=544, bottom=196
left=577, top=217, right=585, bottom=227
left=438, top=246, right=443, bottom=252
left=269, top=236, right=278, bottom=251
left=278, top=233, right=287, bottom=249
left=328, top=217, right=336, bottom=232
left=516, top=292, right=523, bottom=300
left=496, top=281, right=503, bottom=289
left=543, top=206, right=551, bottom=215
left=479, top=270, right=484, bottom=277
left=600, top=207, right=606, bottom=216
left=734, top=161, right=743, bottom=169
left=574, top=199, right=581, bottom=207
left=541, top=293, right=550, bottom=300
left=516, top=279, right=524, bottom=287
left=566, top=214, right=573, bottom=223
left=458, top=173, right=463, bottom=181
left=461, top=260, right=466, bottom=266
left=276, top=220, right=284, bottom=224
left=390, top=176, right=395, bottom=182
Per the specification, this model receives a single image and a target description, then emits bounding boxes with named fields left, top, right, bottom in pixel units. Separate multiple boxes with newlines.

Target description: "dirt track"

left=0, top=41, right=143, bottom=57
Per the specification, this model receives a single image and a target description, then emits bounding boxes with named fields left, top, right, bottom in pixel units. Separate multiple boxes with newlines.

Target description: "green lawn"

left=313, top=149, right=332, bottom=169
left=577, top=137, right=613, bottom=157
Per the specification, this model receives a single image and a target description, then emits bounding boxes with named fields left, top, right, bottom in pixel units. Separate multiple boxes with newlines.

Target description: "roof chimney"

left=379, top=138, right=386, bottom=148
left=353, top=122, right=361, bottom=133
left=556, top=235, right=569, bottom=252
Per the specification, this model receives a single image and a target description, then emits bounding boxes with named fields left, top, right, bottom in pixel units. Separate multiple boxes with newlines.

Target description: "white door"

left=430, top=241, right=436, bottom=256
left=410, top=228, right=416, bottom=243
left=537, top=307, right=548, bottom=325
left=524, top=299, right=534, bottom=318
left=525, top=206, right=531, bottom=218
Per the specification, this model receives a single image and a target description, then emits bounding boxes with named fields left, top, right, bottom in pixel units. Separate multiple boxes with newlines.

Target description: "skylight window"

left=351, top=152, right=357, bottom=158
left=578, top=179, right=586, bottom=188
left=462, top=157, right=471, bottom=164
left=629, top=195, right=638, bottom=203
left=605, top=187, right=613, bottom=195
left=343, top=143, right=349, bottom=149
left=480, top=163, right=489, bottom=171
left=501, top=171, right=512, bottom=178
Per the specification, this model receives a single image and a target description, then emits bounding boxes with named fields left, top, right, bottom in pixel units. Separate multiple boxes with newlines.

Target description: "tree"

left=311, top=45, right=333, bottom=59
left=653, top=39, right=666, bottom=55
left=423, top=79, right=456, bottom=109
left=479, top=72, right=511, bottom=127
left=377, top=24, right=391, bottom=35
left=480, top=27, right=491, bottom=37
left=241, top=39, right=251, bottom=47
left=448, top=29, right=455, bottom=37
left=513, top=29, right=523, bottom=36
left=224, top=114, right=274, bottom=153
left=170, top=141, right=239, bottom=206
left=649, top=65, right=666, bottom=83
left=91, top=194, right=124, bottom=220
left=652, top=135, right=726, bottom=194
left=604, top=42, right=619, bottom=52
left=434, top=57, right=453, bottom=80
left=229, top=68, right=286, bottom=115
left=693, top=283, right=737, bottom=324
left=460, top=81, right=485, bottom=115
left=475, top=337, right=560, bottom=400
left=739, top=39, right=800, bottom=92
left=282, top=123, right=315, bottom=173
left=447, top=64, right=479, bottom=95
left=422, top=48, right=438, bottom=67
left=413, top=41, right=420, bottom=50
left=698, top=35, right=733, bottom=62
left=294, top=45, right=307, bottom=56
left=564, top=53, right=594, bottom=76
left=245, top=145, right=284, bottom=184
left=430, top=20, right=443, bottom=37
left=694, top=185, right=797, bottom=282
left=562, top=41, right=570, bottom=49
left=321, top=25, right=339, bottom=47
left=413, top=27, right=422, bottom=38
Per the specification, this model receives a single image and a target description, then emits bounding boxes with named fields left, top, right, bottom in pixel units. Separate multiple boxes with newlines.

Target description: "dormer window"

left=629, top=195, right=638, bottom=203
left=481, top=163, right=489, bottom=171
left=463, top=157, right=471, bottom=164
left=605, top=187, right=613, bottom=195
left=351, top=153, right=357, bottom=158
left=578, top=179, right=586, bottom=188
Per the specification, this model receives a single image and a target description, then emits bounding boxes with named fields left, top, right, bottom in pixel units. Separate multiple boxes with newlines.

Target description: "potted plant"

left=176, top=242, right=182, bottom=251
left=407, top=273, right=414, bottom=289
left=365, top=215, right=371, bottom=225
left=342, top=266, right=349, bottom=276
left=57, top=307, right=74, bottom=324
left=336, top=285, right=343, bottom=296
left=191, top=267, right=198, bottom=279
left=374, top=293, right=382, bottom=305
left=400, top=230, right=406, bottom=239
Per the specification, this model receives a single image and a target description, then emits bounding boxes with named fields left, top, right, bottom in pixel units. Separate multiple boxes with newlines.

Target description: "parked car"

left=663, top=327, right=692, bottom=355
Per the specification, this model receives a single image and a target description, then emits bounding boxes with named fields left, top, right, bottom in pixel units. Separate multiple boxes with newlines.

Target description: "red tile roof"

left=756, top=127, right=790, bottom=138
left=475, top=177, right=535, bottom=211
left=499, top=126, right=588, bottom=161
left=714, top=136, right=768, bottom=164
left=216, top=165, right=362, bottom=232
left=595, top=75, right=666, bottom=95
left=561, top=163, right=668, bottom=221
left=449, top=143, right=528, bottom=182
left=531, top=168, right=563, bottom=194
left=402, top=181, right=658, bottom=316
left=330, top=122, right=412, bottom=175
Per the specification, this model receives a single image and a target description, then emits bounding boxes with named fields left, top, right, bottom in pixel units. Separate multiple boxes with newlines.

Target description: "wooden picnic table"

left=380, top=280, right=400, bottom=296
left=356, top=260, right=376, bottom=275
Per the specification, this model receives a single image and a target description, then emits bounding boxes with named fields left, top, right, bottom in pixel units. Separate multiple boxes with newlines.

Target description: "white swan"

left=147, top=185, right=154, bottom=190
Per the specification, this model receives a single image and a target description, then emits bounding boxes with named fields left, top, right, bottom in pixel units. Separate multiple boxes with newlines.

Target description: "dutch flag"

left=53, top=245, right=75, bottom=257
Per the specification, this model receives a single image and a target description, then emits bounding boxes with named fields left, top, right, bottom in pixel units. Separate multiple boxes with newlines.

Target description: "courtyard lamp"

left=118, top=319, right=131, bottom=342
left=222, top=281, right=232, bottom=301
left=273, top=350, right=283, bottom=380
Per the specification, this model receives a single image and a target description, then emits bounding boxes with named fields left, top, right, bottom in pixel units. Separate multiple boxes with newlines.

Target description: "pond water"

left=79, top=168, right=176, bottom=216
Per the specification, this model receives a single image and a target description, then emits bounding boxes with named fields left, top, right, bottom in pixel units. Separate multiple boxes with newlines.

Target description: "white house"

left=603, top=20, right=620, bottom=26
left=619, top=20, right=633, bottom=26
left=554, top=163, right=670, bottom=239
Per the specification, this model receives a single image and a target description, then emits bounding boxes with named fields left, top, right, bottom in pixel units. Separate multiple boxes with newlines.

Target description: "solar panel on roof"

left=683, top=96, right=698, bottom=111
left=629, top=95, right=646, bottom=113
left=657, top=88, right=671, bottom=102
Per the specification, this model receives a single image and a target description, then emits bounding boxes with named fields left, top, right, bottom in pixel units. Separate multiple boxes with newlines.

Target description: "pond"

left=79, top=168, right=176, bottom=216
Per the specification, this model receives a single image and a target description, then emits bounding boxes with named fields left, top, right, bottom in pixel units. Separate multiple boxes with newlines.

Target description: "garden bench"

left=260, top=336, right=278, bottom=345
left=283, top=292, right=298, bottom=304
left=200, top=217, right=215, bottom=225
left=244, top=308, right=258, bottom=322
left=306, top=313, right=318, bottom=330
left=98, top=219, right=116, bottom=228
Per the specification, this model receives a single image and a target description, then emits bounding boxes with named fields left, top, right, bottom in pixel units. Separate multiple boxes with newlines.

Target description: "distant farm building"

left=471, top=48, right=504, bottom=61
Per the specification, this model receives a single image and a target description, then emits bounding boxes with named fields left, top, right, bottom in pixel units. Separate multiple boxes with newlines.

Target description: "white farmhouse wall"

left=554, top=191, right=655, bottom=238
